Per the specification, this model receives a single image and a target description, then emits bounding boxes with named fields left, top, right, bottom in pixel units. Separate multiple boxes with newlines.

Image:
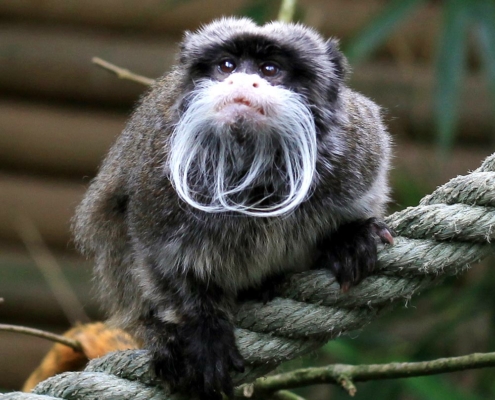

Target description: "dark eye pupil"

left=219, top=60, right=236, bottom=74
left=261, top=63, right=279, bottom=77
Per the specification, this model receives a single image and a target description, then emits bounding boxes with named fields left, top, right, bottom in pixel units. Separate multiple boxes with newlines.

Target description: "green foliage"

left=473, top=1, right=495, bottom=106
left=434, top=0, right=470, bottom=153
left=405, top=376, right=484, bottom=400
left=344, top=0, right=425, bottom=64
left=344, top=0, right=495, bottom=153
left=239, top=0, right=276, bottom=25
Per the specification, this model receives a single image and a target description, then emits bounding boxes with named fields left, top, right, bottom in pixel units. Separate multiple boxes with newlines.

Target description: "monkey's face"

left=168, top=18, right=344, bottom=217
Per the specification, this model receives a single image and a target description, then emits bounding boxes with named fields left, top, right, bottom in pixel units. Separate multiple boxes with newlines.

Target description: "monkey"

left=73, top=17, right=393, bottom=400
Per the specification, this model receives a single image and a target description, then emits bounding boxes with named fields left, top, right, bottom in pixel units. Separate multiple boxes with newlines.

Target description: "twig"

left=247, top=351, right=495, bottom=397
left=92, top=57, right=155, bottom=86
left=277, top=0, right=297, bottom=23
left=15, top=214, right=90, bottom=325
left=0, top=324, right=82, bottom=352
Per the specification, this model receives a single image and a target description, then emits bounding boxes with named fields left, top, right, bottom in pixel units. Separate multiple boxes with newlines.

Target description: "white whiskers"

left=168, top=79, right=317, bottom=217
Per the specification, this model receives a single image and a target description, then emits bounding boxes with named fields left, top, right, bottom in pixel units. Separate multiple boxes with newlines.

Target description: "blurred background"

left=1, top=0, right=495, bottom=398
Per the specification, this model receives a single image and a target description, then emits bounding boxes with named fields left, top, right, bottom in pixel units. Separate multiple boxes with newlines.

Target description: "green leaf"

left=434, top=0, right=470, bottom=154
left=344, top=0, right=424, bottom=64
left=405, top=376, right=484, bottom=400
left=321, top=340, right=361, bottom=363
left=239, top=0, right=275, bottom=24
left=473, top=0, right=495, bottom=107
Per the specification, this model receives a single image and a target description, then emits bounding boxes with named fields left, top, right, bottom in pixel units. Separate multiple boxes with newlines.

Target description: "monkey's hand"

left=317, top=218, right=394, bottom=291
left=143, top=283, right=244, bottom=400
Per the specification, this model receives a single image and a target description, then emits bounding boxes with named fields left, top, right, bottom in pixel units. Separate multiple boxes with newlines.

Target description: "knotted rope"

left=3, top=154, right=495, bottom=400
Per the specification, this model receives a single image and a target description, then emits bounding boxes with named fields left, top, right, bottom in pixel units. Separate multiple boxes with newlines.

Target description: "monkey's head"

left=168, top=18, right=346, bottom=217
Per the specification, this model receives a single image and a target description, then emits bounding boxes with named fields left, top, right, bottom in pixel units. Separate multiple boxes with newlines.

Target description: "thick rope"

left=3, top=153, right=495, bottom=400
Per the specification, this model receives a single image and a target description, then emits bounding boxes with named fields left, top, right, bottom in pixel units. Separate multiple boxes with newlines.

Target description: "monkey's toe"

left=317, top=218, right=394, bottom=290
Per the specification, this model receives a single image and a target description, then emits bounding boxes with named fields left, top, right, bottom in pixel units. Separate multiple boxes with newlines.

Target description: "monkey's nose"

left=226, top=73, right=263, bottom=89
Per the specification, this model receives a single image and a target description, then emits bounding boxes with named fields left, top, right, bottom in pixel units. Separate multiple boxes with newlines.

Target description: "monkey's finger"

left=228, top=348, right=245, bottom=373
left=378, top=229, right=394, bottom=245
left=216, top=360, right=235, bottom=398
left=202, top=362, right=230, bottom=400
left=370, top=219, right=395, bottom=245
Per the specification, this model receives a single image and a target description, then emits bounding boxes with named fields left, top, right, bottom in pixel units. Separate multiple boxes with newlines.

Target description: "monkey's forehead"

left=180, top=17, right=333, bottom=64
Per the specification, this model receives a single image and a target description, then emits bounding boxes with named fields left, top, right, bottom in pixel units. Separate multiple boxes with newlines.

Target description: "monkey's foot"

left=151, top=318, right=244, bottom=400
left=317, top=217, right=394, bottom=292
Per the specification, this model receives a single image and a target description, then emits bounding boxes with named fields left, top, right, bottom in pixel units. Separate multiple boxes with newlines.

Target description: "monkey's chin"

left=215, top=103, right=266, bottom=126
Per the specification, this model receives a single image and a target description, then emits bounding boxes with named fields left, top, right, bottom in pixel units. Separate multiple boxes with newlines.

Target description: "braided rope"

left=3, top=154, right=495, bottom=400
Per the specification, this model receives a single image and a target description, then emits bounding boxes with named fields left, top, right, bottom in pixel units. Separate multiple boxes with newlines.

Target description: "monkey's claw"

left=317, top=218, right=394, bottom=291
left=370, top=218, right=394, bottom=245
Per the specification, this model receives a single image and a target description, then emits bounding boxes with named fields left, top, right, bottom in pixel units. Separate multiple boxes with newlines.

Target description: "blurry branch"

left=15, top=214, right=90, bottom=325
left=92, top=57, right=155, bottom=86
left=241, top=351, right=495, bottom=397
left=277, top=0, right=297, bottom=23
left=0, top=324, right=82, bottom=352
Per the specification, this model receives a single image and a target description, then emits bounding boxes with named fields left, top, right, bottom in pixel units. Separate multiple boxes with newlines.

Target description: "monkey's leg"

left=142, top=274, right=244, bottom=400
left=317, top=218, right=394, bottom=291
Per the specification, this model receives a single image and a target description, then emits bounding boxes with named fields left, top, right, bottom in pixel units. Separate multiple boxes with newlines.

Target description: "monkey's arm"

left=72, top=132, right=138, bottom=322
left=314, top=88, right=393, bottom=290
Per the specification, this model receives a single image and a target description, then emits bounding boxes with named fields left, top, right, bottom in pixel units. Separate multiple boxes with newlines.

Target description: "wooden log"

left=0, top=243, right=96, bottom=323
left=0, top=173, right=84, bottom=248
left=350, top=63, right=494, bottom=143
left=0, top=100, right=125, bottom=177
left=0, top=244, right=97, bottom=390
left=0, top=23, right=176, bottom=106
left=0, top=0, right=440, bottom=60
left=0, top=0, right=253, bottom=35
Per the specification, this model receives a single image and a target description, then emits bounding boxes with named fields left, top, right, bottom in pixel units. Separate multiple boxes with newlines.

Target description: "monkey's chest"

left=180, top=219, right=319, bottom=291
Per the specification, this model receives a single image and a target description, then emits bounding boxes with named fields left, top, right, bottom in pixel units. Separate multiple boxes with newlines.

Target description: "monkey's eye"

left=218, top=59, right=236, bottom=74
left=259, top=62, right=280, bottom=77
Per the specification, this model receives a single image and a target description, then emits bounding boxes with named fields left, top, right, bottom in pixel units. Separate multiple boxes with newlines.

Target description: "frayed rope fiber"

left=3, top=154, right=495, bottom=400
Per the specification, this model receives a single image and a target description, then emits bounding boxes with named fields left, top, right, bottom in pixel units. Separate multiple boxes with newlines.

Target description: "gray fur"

left=73, top=17, right=391, bottom=382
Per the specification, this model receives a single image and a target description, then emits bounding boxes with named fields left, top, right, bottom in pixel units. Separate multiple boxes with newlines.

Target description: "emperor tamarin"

left=74, top=17, right=393, bottom=400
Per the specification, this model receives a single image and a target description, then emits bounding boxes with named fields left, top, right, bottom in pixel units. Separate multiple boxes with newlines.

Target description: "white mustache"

left=168, top=79, right=317, bottom=217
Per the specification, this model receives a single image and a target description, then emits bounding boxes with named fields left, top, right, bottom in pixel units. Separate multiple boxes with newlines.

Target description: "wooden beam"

left=0, top=0, right=440, bottom=61
left=0, top=23, right=174, bottom=106
left=0, top=100, right=124, bottom=177
left=0, top=173, right=84, bottom=247
left=0, top=0, right=253, bottom=35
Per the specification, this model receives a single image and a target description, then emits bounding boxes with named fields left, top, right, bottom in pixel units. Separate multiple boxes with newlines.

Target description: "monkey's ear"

left=326, top=38, right=347, bottom=80
left=179, top=31, right=193, bottom=65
